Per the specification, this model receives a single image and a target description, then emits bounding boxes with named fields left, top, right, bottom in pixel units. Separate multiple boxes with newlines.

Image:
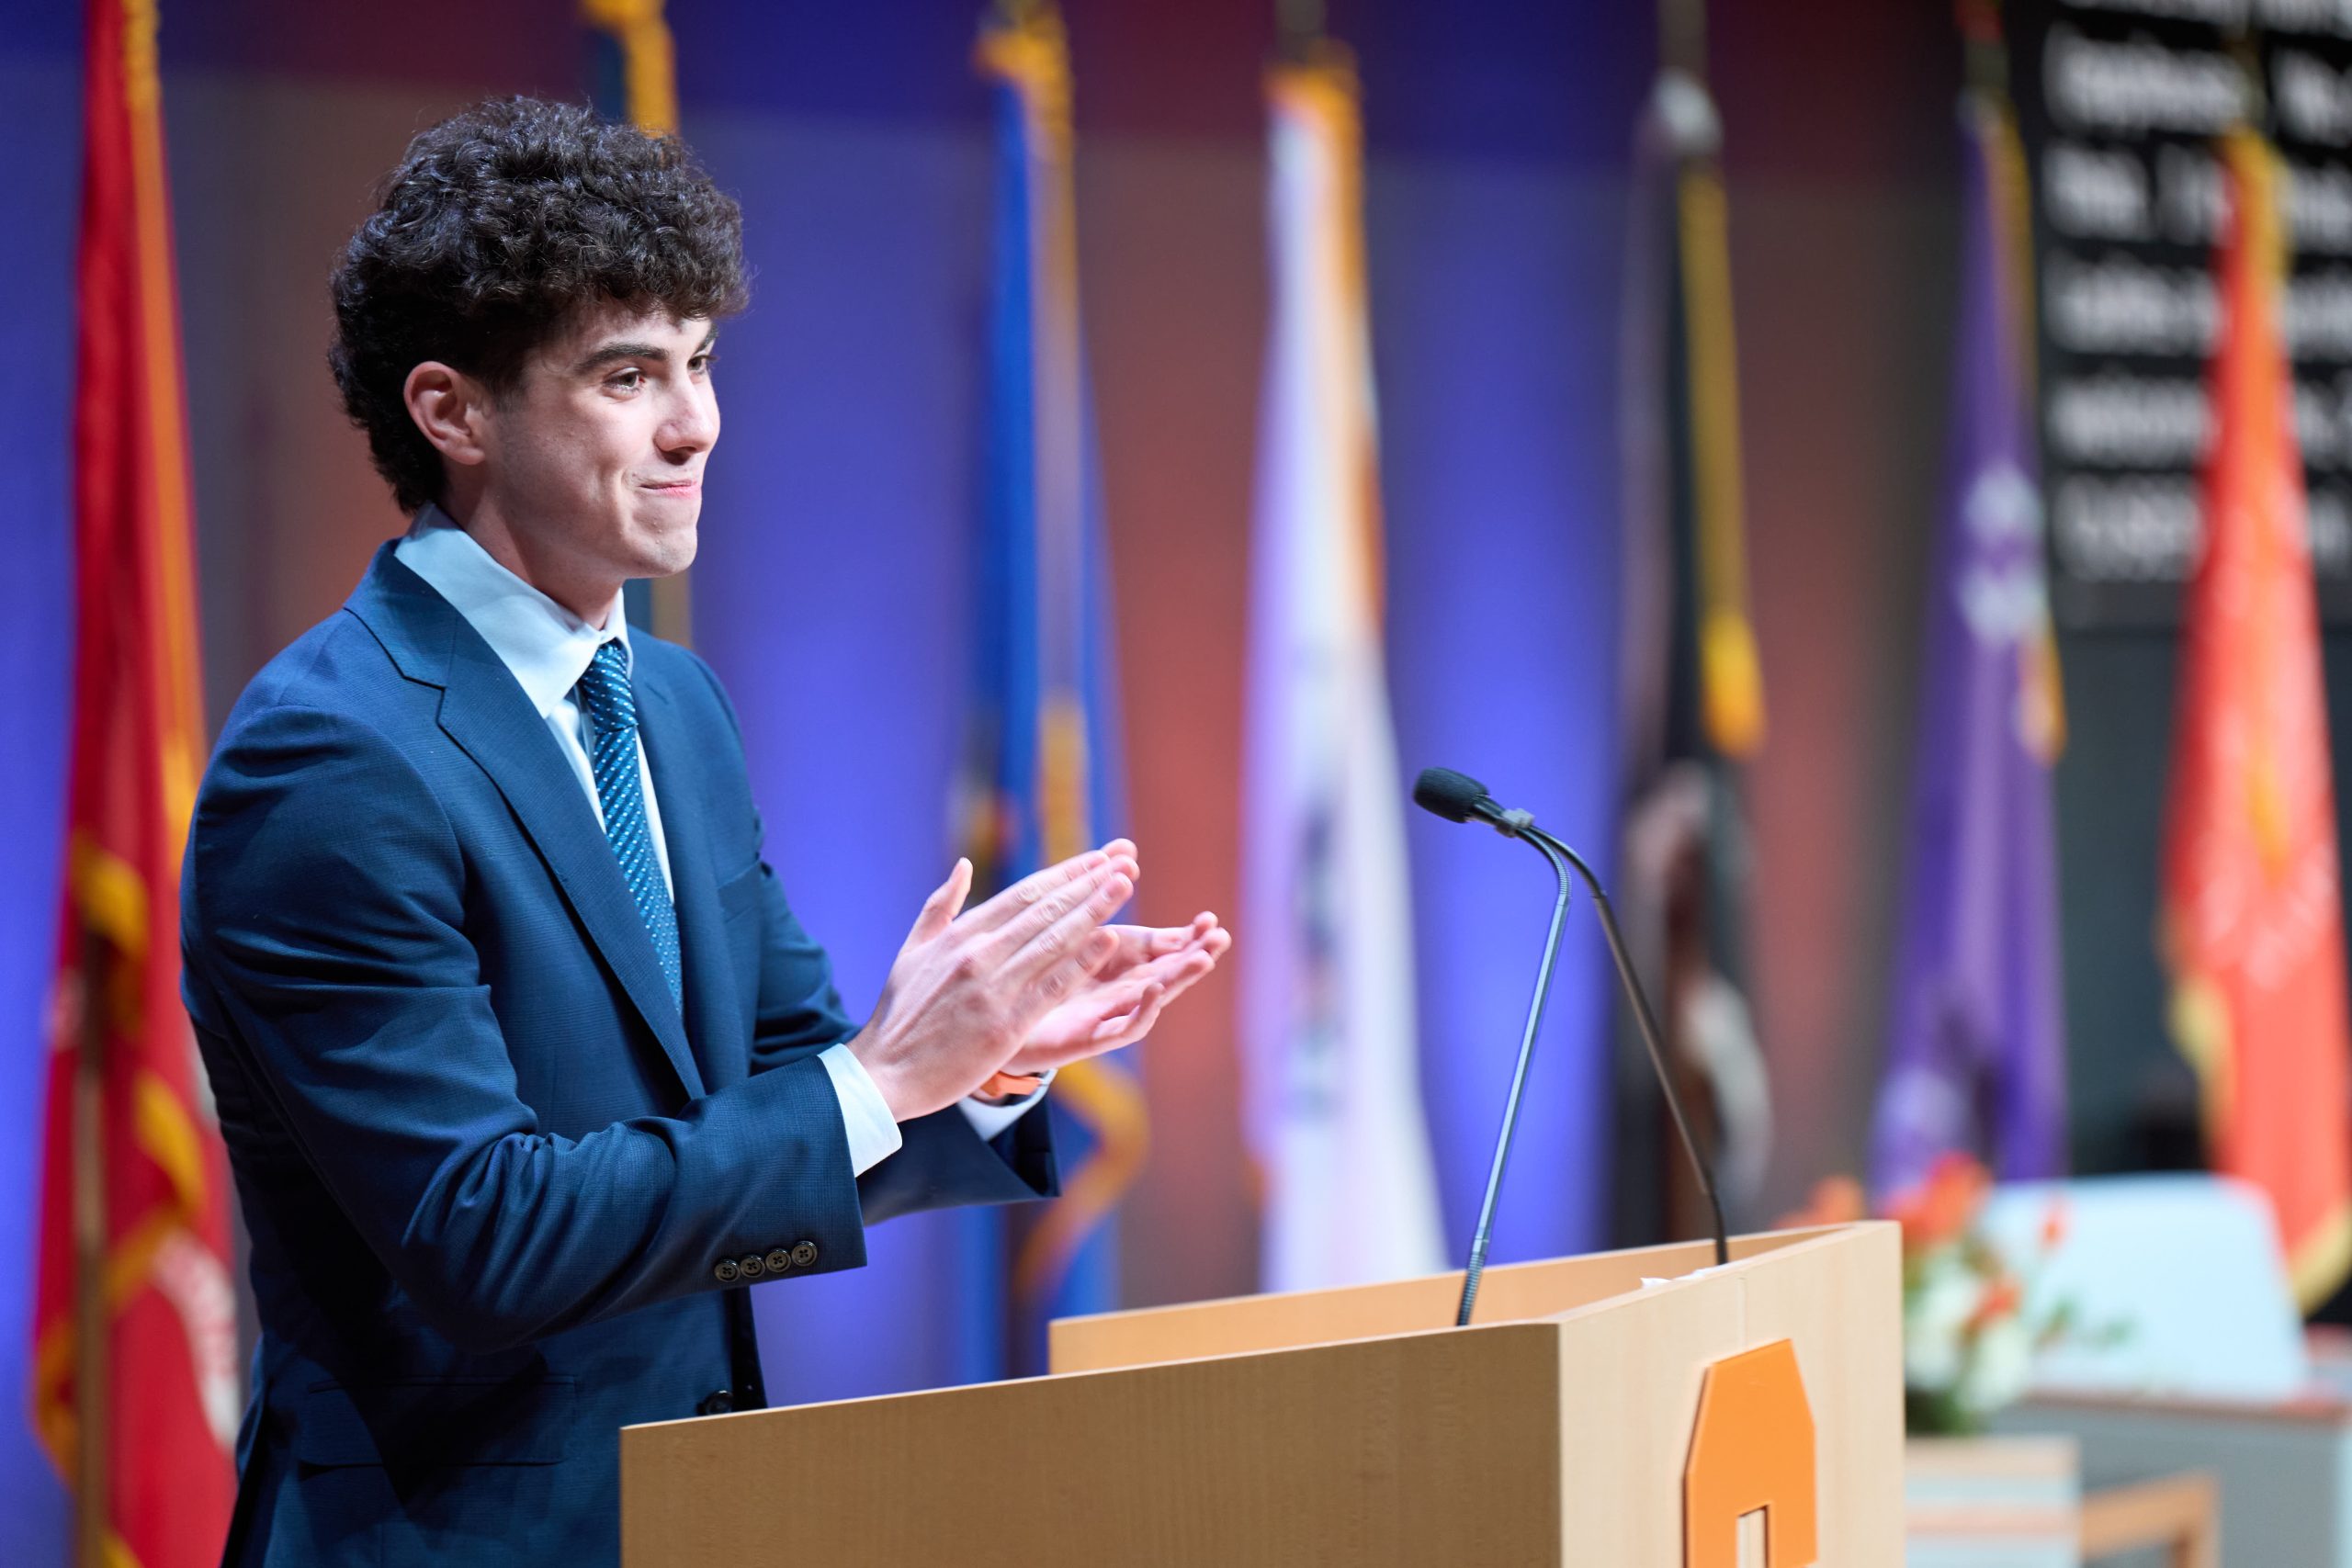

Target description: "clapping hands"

left=850, top=840, right=1228, bottom=1122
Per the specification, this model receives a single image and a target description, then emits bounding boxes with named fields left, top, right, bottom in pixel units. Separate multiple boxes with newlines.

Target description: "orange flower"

left=1889, top=1153, right=1991, bottom=1254
left=1966, top=1274, right=2023, bottom=1336
left=2040, top=1198, right=2068, bottom=1253
left=1775, top=1175, right=1867, bottom=1231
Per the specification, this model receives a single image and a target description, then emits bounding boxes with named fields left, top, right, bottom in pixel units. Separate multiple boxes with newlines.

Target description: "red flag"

left=32, top=1, right=240, bottom=1562
left=2163, top=129, right=2352, bottom=1313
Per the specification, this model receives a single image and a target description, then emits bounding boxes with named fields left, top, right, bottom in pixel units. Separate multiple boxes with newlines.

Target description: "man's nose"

left=659, top=384, right=718, bottom=454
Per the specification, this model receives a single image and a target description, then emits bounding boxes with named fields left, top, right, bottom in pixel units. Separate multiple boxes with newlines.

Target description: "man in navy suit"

left=180, top=97, right=1227, bottom=1566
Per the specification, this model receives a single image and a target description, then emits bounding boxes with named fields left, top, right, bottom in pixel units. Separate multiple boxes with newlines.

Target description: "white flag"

left=1240, top=52, right=1447, bottom=1292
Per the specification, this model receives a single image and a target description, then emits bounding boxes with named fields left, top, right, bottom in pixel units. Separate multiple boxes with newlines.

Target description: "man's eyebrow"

left=572, top=341, right=667, bottom=374
left=571, top=327, right=718, bottom=377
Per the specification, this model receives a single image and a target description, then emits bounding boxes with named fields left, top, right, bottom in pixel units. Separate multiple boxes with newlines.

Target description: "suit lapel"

left=637, top=671, right=744, bottom=1093
left=346, top=547, right=708, bottom=1102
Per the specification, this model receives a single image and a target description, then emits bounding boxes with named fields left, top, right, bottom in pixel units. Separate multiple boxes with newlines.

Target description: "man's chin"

left=631, top=526, right=699, bottom=581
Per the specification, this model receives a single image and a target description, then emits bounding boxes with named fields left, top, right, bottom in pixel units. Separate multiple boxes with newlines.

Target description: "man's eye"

left=607, top=369, right=643, bottom=391
left=691, top=353, right=716, bottom=376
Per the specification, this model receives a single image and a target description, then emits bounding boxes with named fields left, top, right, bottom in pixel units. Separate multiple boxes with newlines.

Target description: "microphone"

left=1409, top=766, right=1495, bottom=824
left=1412, top=766, right=1730, bottom=1327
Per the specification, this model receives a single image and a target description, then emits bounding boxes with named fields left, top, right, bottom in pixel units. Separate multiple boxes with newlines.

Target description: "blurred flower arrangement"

left=1781, top=1154, right=2123, bottom=1435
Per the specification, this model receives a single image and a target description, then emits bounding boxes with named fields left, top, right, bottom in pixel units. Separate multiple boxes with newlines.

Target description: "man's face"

left=478, top=300, right=719, bottom=592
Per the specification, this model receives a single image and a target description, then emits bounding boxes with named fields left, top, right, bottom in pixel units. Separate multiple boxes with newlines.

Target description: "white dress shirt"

left=395, top=507, right=1045, bottom=1174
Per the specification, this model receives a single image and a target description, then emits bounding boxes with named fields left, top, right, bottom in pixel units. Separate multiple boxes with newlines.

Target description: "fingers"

left=1140, top=917, right=1227, bottom=971
left=1168, top=912, right=1225, bottom=951
left=964, top=841, right=1136, bottom=934
left=1086, top=953, right=1211, bottom=1030
left=1095, top=923, right=1225, bottom=1025
left=1097, top=982, right=1169, bottom=1045
left=907, top=858, right=974, bottom=947
left=1066, top=979, right=1171, bottom=1064
left=1169, top=915, right=1227, bottom=958
left=1085, top=921, right=1172, bottom=978
left=1066, top=927, right=1225, bottom=1036
left=1066, top=969, right=1163, bottom=1031
left=984, top=851, right=1132, bottom=966
left=1035, top=879, right=1133, bottom=973
left=972, top=850, right=1109, bottom=935
left=1015, top=980, right=1169, bottom=1073
left=1006, top=899, right=1131, bottom=1037
left=1071, top=917, right=1226, bottom=1002
left=1004, top=913, right=1227, bottom=1073
left=1112, top=912, right=1223, bottom=966
left=1148, top=947, right=1219, bottom=1000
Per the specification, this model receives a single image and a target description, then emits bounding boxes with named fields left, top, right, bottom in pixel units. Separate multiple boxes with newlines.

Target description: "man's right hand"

left=849, top=841, right=1139, bottom=1122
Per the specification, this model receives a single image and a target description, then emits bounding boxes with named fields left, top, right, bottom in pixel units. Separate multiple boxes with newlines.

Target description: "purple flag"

left=1870, top=96, right=2069, bottom=1197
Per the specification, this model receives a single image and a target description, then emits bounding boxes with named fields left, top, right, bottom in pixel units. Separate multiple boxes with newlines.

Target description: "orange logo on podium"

left=1684, top=1338, right=1818, bottom=1568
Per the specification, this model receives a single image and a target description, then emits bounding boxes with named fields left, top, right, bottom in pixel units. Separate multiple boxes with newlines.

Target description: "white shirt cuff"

left=817, top=1046, right=1054, bottom=1174
left=819, top=1043, right=903, bottom=1176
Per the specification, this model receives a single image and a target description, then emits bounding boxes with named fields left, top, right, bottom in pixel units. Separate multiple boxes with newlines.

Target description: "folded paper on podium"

left=622, top=1222, right=1902, bottom=1566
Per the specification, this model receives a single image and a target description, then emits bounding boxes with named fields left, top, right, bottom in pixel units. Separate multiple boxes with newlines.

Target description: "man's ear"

left=403, top=361, right=491, bottom=472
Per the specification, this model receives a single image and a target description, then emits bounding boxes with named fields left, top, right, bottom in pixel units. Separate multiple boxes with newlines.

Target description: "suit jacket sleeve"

left=678, top=649, right=1060, bottom=1219
left=183, top=702, right=868, bottom=1355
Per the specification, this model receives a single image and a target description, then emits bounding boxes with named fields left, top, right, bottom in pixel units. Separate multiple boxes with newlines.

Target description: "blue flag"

left=962, top=1, right=1138, bottom=1377
left=1870, top=93, right=2068, bottom=1196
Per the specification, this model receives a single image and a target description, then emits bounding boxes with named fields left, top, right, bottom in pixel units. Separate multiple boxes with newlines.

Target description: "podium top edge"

left=1051, top=1221, right=1896, bottom=1333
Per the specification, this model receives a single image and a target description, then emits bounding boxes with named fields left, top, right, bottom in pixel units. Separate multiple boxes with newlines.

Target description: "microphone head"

left=1412, top=767, right=1493, bottom=824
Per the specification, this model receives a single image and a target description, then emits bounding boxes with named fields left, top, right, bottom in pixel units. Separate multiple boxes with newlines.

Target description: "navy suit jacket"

left=181, top=545, right=1056, bottom=1566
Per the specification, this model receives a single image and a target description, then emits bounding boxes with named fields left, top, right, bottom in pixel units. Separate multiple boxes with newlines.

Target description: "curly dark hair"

left=329, top=96, right=748, bottom=513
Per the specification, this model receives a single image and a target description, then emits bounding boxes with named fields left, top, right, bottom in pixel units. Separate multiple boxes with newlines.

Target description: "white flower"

left=1905, top=1250, right=1979, bottom=1391
left=1960, top=1314, right=2035, bottom=1417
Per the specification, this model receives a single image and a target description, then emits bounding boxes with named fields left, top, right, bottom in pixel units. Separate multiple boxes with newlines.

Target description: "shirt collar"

left=394, top=503, right=631, bottom=718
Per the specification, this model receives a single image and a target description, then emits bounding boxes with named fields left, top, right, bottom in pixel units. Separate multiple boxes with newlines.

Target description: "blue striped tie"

left=574, top=640, right=682, bottom=1010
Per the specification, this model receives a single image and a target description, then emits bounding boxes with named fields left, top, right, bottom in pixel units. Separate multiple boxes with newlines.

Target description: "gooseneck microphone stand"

left=1432, top=776, right=1731, bottom=1328
left=1454, top=828, right=1576, bottom=1326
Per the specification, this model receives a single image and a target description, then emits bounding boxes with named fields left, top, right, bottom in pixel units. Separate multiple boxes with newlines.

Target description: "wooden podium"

left=621, top=1223, right=1902, bottom=1566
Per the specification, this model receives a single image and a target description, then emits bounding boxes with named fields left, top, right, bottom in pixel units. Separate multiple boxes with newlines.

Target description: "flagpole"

left=2226, top=31, right=2267, bottom=138
left=581, top=0, right=692, bottom=647
left=1957, top=0, right=2005, bottom=96
left=73, top=929, right=108, bottom=1568
left=1662, top=0, right=1706, bottom=83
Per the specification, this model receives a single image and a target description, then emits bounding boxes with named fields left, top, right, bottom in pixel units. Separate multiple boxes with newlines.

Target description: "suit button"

left=790, top=1240, right=819, bottom=1269
left=713, top=1258, right=741, bottom=1284
left=739, top=1252, right=765, bottom=1280
left=764, top=1248, right=793, bottom=1274
left=696, top=1389, right=734, bottom=1416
